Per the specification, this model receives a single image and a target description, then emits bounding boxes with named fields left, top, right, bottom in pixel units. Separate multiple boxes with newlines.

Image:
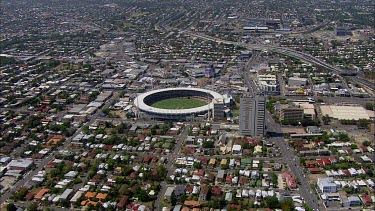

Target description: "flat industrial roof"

left=320, top=105, right=372, bottom=120
left=9, top=159, right=33, bottom=168
left=134, top=87, right=223, bottom=115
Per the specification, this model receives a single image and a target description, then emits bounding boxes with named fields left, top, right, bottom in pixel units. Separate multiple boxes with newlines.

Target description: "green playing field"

left=151, top=98, right=208, bottom=109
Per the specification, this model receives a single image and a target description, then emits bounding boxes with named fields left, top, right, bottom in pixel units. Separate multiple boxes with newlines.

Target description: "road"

left=240, top=61, right=322, bottom=210
left=10, top=201, right=68, bottom=211
left=0, top=153, right=55, bottom=204
left=0, top=91, right=120, bottom=205
left=171, top=28, right=374, bottom=93
left=178, top=26, right=375, bottom=99
left=154, top=124, right=190, bottom=210
left=242, top=51, right=260, bottom=96
left=266, top=114, right=323, bottom=211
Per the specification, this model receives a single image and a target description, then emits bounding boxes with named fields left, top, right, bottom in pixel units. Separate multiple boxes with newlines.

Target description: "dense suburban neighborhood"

left=0, top=0, right=374, bottom=211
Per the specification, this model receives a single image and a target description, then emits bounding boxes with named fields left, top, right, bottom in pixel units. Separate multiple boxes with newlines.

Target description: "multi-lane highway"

left=173, top=29, right=374, bottom=93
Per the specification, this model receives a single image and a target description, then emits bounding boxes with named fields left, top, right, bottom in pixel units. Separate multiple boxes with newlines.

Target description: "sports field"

left=151, top=98, right=207, bottom=109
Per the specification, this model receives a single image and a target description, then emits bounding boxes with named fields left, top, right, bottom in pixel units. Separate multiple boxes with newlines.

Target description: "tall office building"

left=239, top=95, right=266, bottom=137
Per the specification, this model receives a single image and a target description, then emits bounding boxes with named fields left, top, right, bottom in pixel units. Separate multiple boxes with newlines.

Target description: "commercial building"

left=0, top=156, right=11, bottom=165
left=232, top=145, right=242, bottom=154
left=320, top=105, right=373, bottom=120
left=347, top=196, right=361, bottom=206
left=213, top=98, right=225, bottom=120
left=205, top=64, right=215, bottom=78
left=9, top=159, right=33, bottom=171
left=299, top=103, right=316, bottom=120
left=239, top=51, right=251, bottom=59
left=336, top=27, right=352, bottom=36
left=306, top=126, right=319, bottom=134
left=288, top=77, right=308, bottom=88
left=318, top=177, right=337, bottom=193
left=239, top=95, right=266, bottom=137
left=257, top=74, right=280, bottom=95
left=280, top=104, right=304, bottom=121
left=186, top=68, right=205, bottom=78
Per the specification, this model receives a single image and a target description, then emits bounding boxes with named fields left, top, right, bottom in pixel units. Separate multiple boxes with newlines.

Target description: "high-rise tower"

left=239, top=95, right=266, bottom=137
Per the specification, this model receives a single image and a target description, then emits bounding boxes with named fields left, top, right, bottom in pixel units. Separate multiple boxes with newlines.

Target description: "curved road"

left=174, top=29, right=374, bottom=92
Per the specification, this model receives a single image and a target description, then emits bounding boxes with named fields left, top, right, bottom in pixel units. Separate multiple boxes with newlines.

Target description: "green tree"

left=15, top=188, right=28, bottom=200
left=193, top=162, right=202, bottom=169
left=102, top=108, right=110, bottom=115
left=0, top=56, right=17, bottom=65
left=357, top=119, right=370, bottom=129
left=363, top=140, right=371, bottom=147
left=126, top=112, right=134, bottom=119
left=265, top=196, right=281, bottom=209
left=28, top=203, right=38, bottom=211
left=82, top=125, right=90, bottom=134
left=115, top=122, right=126, bottom=133
left=6, top=203, right=17, bottom=211
left=202, top=140, right=214, bottom=148
left=138, top=189, right=149, bottom=202
left=350, top=144, right=358, bottom=149
left=338, top=133, right=350, bottom=142
left=119, top=91, right=126, bottom=97
left=322, top=114, right=331, bottom=125
left=364, top=102, right=374, bottom=111
left=280, top=198, right=295, bottom=211
left=271, top=173, right=278, bottom=188
left=303, top=203, right=313, bottom=211
left=340, top=163, right=349, bottom=169
left=178, top=193, right=187, bottom=203
left=73, top=178, right=82, bottom=184
left=170, top=191, right=177, bottom=206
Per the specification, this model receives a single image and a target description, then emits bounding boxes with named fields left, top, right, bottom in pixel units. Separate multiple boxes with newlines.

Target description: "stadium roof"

left=134, top=87, right=223, bottom=115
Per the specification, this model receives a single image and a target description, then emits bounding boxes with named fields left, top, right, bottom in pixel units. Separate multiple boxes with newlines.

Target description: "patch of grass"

left=151, top=98, right=207, bottom=109
left=231, top=109, right=240, bottom=117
